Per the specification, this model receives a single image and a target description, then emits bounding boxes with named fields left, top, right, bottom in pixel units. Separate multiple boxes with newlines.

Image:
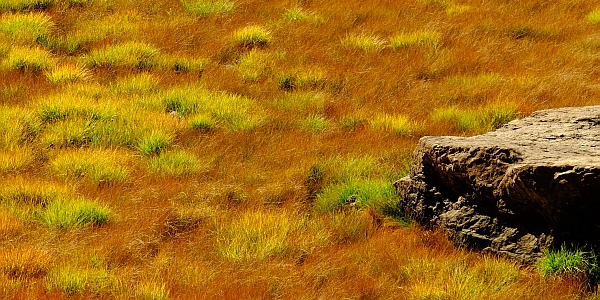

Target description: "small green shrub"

left=1, top=46, right=54, bottom=71
left=182, top=0, right=235, bottom=17
left=390, top=30, right=442, bottom=51
left=147, top=150, right=202, bottom=177
left=232, top=25, right=271, bottom=48
left=79, top=42, right=158, bottom=69
left=35, top=199, right=110, bottom=228
left=341, top=33, right=386, bottom=53
left=50, top=149, right=130, bottom=184
left=137, top=131, right=173, bottom=156
left=587, top=9, right=600, bottom=25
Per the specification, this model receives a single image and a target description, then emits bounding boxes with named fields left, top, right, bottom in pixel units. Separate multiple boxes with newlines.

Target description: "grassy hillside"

left=1, top=0, right=599, bottom=298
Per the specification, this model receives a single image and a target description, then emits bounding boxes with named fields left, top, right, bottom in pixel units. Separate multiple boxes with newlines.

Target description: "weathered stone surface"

left=395, top=105, right=600, bottom=263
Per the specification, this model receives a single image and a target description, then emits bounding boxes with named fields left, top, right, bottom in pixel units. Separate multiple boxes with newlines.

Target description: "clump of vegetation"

left=232, top=25, right=271, bottom=48
left=137, top=131, right=173, bottom=156
left=79, top=42, right=158, bottom=69
left=182, top=0, right=235, bottom=17
left=45, top=64, right=90, bottom=84
left=432, top=104, right=520, bottom=134
left=1, top=45, right=54, bottom=71
left=341, top=33, right=386, bottom=53
left=390, top=30, right=442, bottom=51
left=538, top=246, right=600, bottom=286
left=147, top=150, right=202, bottom=177
left=50, top=148, right=130, bottom=185
left=0, top=12, right=53, bottom=45
left=35, top=199, right=110, bottom=228
left=370, top=114, right=424, bottom=136
left=587, top=9, right=600, bottom=25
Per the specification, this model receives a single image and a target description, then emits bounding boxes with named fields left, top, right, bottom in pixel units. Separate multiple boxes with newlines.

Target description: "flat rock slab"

left=396, top=105, right=600, bottom=263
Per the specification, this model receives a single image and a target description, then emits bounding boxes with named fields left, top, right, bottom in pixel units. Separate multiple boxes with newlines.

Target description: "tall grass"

left=35, top=198, right=110, bottom=228
left=0, top=12, right=53, bottom=45
left=147, top=150, right=202, bottom=177
left=0, top=0, right=54, bottom=12
left=1, top=45, right=54, bottom=71
left=50, top=148, right=130, bottom=184
left=390, top=30, right=442, bottom=51
left=341, top=33, right=386, bottom=53
left=432, top=104, right=520, bottom=134
left=80, top=42, right=159, bottom=69
left=182, top=0, right=235, bottom=17
left=232, top=25, right=271, bottom=48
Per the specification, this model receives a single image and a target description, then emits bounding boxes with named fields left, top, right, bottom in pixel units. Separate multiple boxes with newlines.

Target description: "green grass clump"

left=232, top=25, right=271, bottom=48
left=147, top=150, right=202, bottom=177
left=341, top=33, right=386, bottom=53
left=214, top=210, right=305, bottom=261
left=0, top=0, right=54, bottom=12
left=432, top=104, right=519, bottom=134
left=538, top=246, right=599, bottom=279
left=165, top=56, right=208, bottom=72
left=35, top=199, right=110, bottom=228
left=370, top=114, right=423, bottom=136
left=0, top=180, right=68, bottom=206
left=50, top=149, right=130, bottom=185
left=39, top=118, right=93, bottom=148
left=110, top=73, right=159, bottom=95
left=45, top=267, right=115, bottom=296
left=300, top=115, right=328, bottom=132
left=137, top=131, right=173, bottom=156
left=0, top=12, right=53, bottom=45
left=0, top=148, right=35, bottom=173
left=37, top=93, right=116, bottom=122
left=45, top=64, right=90, bottom=84
left=79, top=42, right=158, bottom=69
left=1, top=45, right=54, bottom=71
left=188, top=114, right=217, bottom=131
left=314, top=179, right=397, bottom=213
left=390, top=30, right=442, bottom=51
left=235, top=49, right=271, bottom=82
left=277, top=69, right=327, bottom=90
left=587, top=9, right=600, bottom=24
left=182, top=0, right=234, bottom=17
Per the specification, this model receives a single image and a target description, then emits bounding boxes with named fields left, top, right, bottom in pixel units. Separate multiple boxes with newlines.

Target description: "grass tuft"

left=50, top=148, right=130, bottom=185
left=538, top=246, right=599, bottom=280
left=80, top=42, right=158, bottom=69
left=182, top=0, right=234, bottom=17
left=390, top=30, right=442, bottom=51
left=0, top=12, right=53, bottom=45
left=432, top=104, right=519, bottom=134
left=35, top=198, right=110, bottom=228
left=232, top=25, right=271, bottom=48
left=0, top=0, right=54, bottom=12
left=1, top=45, right=54, bottom=71
left=341, top=33, right=386, bottom=53
left=147, top=150, right=202, bottom=177
left=45, top=64, right=90, bottom=84
left=370, top=114, right=424, bottom=136
left=587, top=9, right=600, bottom=25
left=137, top=131, right=173, bottom=156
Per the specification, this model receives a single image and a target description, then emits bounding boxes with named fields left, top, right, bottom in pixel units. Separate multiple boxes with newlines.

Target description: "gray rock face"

left=396, top=105, right=600, bottom=263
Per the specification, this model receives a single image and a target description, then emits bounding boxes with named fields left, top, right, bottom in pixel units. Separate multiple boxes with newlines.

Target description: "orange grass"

left=1, top=0, right=600, bottom=298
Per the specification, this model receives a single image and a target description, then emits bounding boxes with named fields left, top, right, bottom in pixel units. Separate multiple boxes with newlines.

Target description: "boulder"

left=395, top=105, right=600, bottom=263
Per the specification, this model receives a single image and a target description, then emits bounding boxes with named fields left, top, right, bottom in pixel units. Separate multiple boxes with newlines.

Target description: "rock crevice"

left=396, top=105, right=600, bottom=263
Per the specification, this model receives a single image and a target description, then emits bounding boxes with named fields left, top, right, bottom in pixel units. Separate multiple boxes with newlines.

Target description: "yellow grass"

left=0, top=0, right=599, bottom=298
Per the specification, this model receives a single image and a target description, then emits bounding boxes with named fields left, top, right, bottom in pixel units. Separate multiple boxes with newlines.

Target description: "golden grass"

left=0, top=0, right=599, bottom=298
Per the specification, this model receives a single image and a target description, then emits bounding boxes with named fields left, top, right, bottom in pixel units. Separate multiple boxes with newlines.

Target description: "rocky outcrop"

left=396, top=105, right=600, bottom=263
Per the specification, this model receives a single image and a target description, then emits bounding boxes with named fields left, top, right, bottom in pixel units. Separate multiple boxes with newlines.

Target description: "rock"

left=395, top=105, right=600, bottom=263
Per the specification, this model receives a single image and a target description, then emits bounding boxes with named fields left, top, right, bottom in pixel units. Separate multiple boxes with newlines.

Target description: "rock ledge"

left=396, top=105, right=600, bottom=263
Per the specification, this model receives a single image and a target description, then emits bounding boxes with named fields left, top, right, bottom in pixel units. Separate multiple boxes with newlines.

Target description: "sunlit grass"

left=235, top=49, right=271, bottom=82
left=0, top=0, right=54, bottom=12
left=587, top=9, right=600, bottom=25
left=232, top=25, right=271, bottom=48
left=45, top=266, right=117, bottom=296
left=0, top=147, right=35, bottom=173
left=147, top=150, right=202, bottom=177
left=0, top=178, right=69, bottom=206
left=300, top=115, right=328, bottom=132
left=79, top=42, right=158, bottom=69
left=0, top=246, right=50, bottom=280
left=432, top=104, right=520, bottom=134
left=341, top=33, right=386, bottom=53
left=314, top=179, right=397, bottom=213
left=182, top=0, right=234, bottom=17
left=390, top=30, right=442, bottom=51
left=283, top=7, right=323, bottom=24
left=110, top=73, right=159, bottom=95
left=35, top=198, right=110, bottom=228
left=0, top=12, right=53, bottom=45
left=45, top=64, right=90, bottom=84
left=370, top=114, right=424, bottom=136
left=50, top=148, right=130, bottom=184
left=1, top=45, right=54, bottom=71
